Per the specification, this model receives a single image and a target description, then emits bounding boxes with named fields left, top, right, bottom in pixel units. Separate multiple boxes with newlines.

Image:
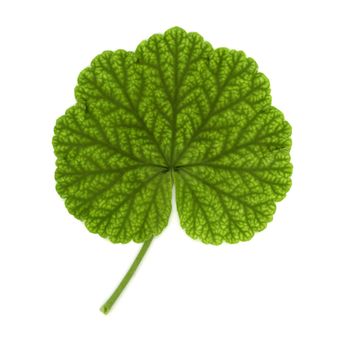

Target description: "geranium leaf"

left=53, top=27, right=292, bottom=313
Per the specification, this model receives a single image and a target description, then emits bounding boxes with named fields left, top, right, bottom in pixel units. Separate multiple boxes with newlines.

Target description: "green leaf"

left=53, top=26, right=292, bottom=245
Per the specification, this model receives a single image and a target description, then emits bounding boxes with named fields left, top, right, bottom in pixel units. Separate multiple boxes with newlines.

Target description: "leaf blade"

left=53, top=27, right=292, bottom=245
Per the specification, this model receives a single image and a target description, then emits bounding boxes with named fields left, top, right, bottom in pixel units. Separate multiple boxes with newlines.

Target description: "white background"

left=1, top=0, right=349, bottom=349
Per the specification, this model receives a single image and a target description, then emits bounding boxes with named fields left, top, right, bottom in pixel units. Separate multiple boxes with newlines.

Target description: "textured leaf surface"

left=53, top=27, right=292, bottom=244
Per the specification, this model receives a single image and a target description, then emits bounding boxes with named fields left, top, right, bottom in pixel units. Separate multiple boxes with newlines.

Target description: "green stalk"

left=100, top=238, right=153, bottom=314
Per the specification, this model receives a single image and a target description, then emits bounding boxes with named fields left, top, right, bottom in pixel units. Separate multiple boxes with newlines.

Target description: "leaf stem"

left=100, top=238, right=153, bottom=315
